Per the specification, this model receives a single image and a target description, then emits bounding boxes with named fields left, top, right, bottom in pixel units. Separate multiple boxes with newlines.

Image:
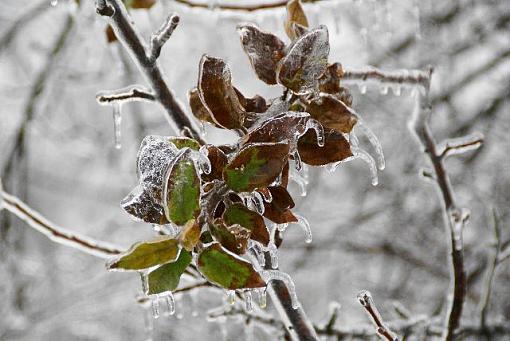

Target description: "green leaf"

left=169, top=137, right=200, bottom=151
left=164, top=150, right=201, bottom=226
left=147, top=250, right=192, bottom=295
left=107, top=237, right=180, bottom=271
left=223, top=203, right=269, bottom=246
left=223, top=142, right=290, bottom=192
left=197, top=243, right=266, bottom=289
left=284, top=0, right=309, bottom=40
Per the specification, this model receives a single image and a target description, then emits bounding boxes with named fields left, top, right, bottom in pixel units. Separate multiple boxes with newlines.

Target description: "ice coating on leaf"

left=297, top=128, right=352, bottom=166
left=240, top=191, right=265, bottom=215
left=262, top=270, right=299, bottom=309
left=284, top=0, right=309, bottom=40
left=306, top=119, right=325, bottom=147
left=294, top=214, right=312, bottom=243
left=112, top=103, right=122, bottom=149
left=136, top=135, right=179, bottom=204
left=276, top=25, right=330, bottom=94
left=237, top=23, right=286, bottom=85
left=121, top=185, right=168, bottom=224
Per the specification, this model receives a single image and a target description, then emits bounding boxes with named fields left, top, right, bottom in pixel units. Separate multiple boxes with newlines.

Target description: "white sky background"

left=0, top=0, right=509, bottom=340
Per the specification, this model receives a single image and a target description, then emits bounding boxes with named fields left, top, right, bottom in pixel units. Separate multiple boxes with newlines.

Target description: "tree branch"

left=96, top=85, right=156, bottom=105
left=357, top=290, right=398, bottom=341
left=343, top=67, right=432, bottom=88
left=97, top=0, right=203, bottom=142
left=173, top=0, right=324, bottom=12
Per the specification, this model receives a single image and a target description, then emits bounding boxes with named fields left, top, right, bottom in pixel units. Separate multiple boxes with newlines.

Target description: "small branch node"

left=96, top=0, right=114, bottom=17
left=438, top=133, right=484, bottom=160
left=96, top=85, right=156, bottom=105
left=149, top=13, right=180, bottom=63
left=357, top=290, right=399, bottom=341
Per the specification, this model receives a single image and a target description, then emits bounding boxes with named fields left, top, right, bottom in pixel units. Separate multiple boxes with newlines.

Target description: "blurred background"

left=0, top=0, right=509, bottom=340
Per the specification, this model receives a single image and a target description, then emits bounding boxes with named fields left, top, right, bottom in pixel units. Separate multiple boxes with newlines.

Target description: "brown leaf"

left=281, top=162, right=290, bottom=188
left=284, top=0, right=309, bottom=40
left=305, top=94, right=357, bottom=133
left=277, top=25, right=330, bottom=94
left=318, top=63, right=343, bottom=94
left=105, top=25, right=117, bottom=43
left=234, top=87, right=268, bottom=114
left=179, top=219, right=201, bottom=251
left=298, top=128, right=352, bottom=166
left=202, top=145, right=228, bottom=182
left=121, top=186, right=169, bottom=224
left=129, top=0, right=156, bottom=9
left=223, top=142, right=290, bottom=192
left=198, top=55, right=245, bottom=129
left=263, top=186, right=298, bottom=224
left=237, top=23, right=286, bottom=85
left=210, top=218, right=250, bottom=255
left=189, top=88, right=214, bottom=124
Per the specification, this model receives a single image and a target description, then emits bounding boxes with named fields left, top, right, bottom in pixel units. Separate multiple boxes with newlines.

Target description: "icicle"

left=269, top=243, right=278, bottom=269
left=140, top=272, right=149, bottom=295
left=357, top=83, right=367, bottom=95
left=50, top=0, right=58, bottom=6
left=244, top=290, right=253, bottom=312
left=355, top=121, right=385, bottom=170
left=379, top=84, right=389, bottom=95
left=195, top=146, right=212, bottom=175
left=199, top=121, right=207, bottom=137
left=306, top=119, right=325, bottom=147
left=142, top=307, right=155, bottom=336
left=164, top=292, right=175, bottom=316
left=294, top=214, right=312, bottom=243
left=292, top=174, right=308, bottom=196
left=151, top=295, right=160, bottom=319
left=293, top=151, right=302, bottom=171
left=391, top=84, right=402, bottom=96
left=353, top=148, right=379, bottom=186
left=251, top=191, right=265, bottom=215
left=112, top=103, right=122, bottom=149
left=251, top=242, right=266, bottom=267
left=227, top=290, right=236, bottom=305
left=413, top=0, right=421, bottom=39
left=256, top=288, right=267, bottom=309
left=262, top=270, right=299, bottom=309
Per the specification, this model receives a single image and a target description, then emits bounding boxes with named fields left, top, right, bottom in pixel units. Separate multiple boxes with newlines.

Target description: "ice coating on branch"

left=244, top=290, right=253, bottom=312
left=113, top=103, right=122, bottom=149
left=294, top=214, right=312, bottom=243
left=261, top=270, right=299, bottom=309
left=438, top=133, right=484, bottom=158
left=355, top=120, right=385, bottom=170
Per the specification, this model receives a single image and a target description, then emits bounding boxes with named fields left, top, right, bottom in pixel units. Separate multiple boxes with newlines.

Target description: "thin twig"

left=96, top=85, right=156, bottom=105
left=173, top=0, right=324, bottom=12
left=149, top=13, right=180, bottom=63
left=97, top=0, right=203, bottom=142
left=342, top=67, right=432, bottom=88
left=357, top=290, right=399, bottom=341
left=1, top=190, right=122, bottom=258
left=411, top=77, right=468, bottom=341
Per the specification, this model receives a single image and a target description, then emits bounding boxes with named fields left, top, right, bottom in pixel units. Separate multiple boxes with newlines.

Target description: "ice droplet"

left=245, top=290, right=253, bottom=312
left=227, top=290, right=236, bottom=305
left=113, top=103, right=122, bottom=149
left=151, top=295, right=160, bottom=319
left=50, top=0, right=58, bottom=7
left=164, top=292, right=175, bottom=316
left=358, top=83, right=367, bottom=94
left=294, top=214, right=312, bottom=243
left=379, top=85, right=389, bottom=95
left=256, top=288, right=267, bottom=308
left=262, top=270, right=299, bottom=309
left=307, top=119, right=325, bottom=147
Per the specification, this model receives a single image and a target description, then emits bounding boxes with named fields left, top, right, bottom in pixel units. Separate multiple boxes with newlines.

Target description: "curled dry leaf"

left=163, top=150, right=201, bottom=226
left=197, top=243, right=266, bottom=290
left=189, top=87, right=214, bottom=124
left=147, top=250, right=192, bottom=295
left=298, top=128, right=352, bottom=166
left=198, top=55, right=245, bottom=129
left=107, top=237, right=180, bottom=271
left=277, top=25, right=330, bottom=94
left=202, top=145, right=228, bottom=182
left=262, top=186, right=298, bottom=224
left=284, top=0, right=309, bottom=40
left=210, top=218, right=251, bottom=255
left=306, top=94, right=357, bottom=133
left=223, top=203, right=270, bottom=246
left=237, top=23, right=286, bottom=85
left=223, top=142, right=290, bottom=192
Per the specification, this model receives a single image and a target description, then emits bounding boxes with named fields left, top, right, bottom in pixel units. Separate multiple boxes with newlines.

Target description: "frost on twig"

left=149, top=14, right=180, bottom=63
left=96, top=85, right=155, bottom=105
left=357, top=290, right=399, bottom=341
left=343, top=66, right=432, bottom=90
left=437, top=133, right=484, bottom=159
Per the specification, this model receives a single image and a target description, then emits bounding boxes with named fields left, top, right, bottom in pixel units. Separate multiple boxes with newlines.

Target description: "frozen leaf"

left=127, top=0, right=156, bottom=9
left=277, top=25, right=330, bottom=94
left=107, top=237, right=179, bottom=271
left=306, top=94, right=357, bottom=133
left=198, top=55, right=245, bottom=129
left=137, top=135, right=178, bottom=203
left=243, top=112, right=310, bottom=145
left=263, top=186, right=297, bottom=224
left=202, top=145, right=228, bottom=182
left=163, top=150, right=201, bottom=226
left=298, top=128, right=352, bottom=166
left=168, top=137, right=200, bottom=151
left=318, top=63, right=343, bottom=94
left=121, top=185, right=169, bottom=224
left=189, top=88, right=215, bottom=124
left=223, top=142, right=290, bottom=192
left=284, top=0, right=309, bottom=40
left=281, top=162, right=290, bottom=188
left=234, top=87, right=268, bottom=122
left=147, top=250, right=192, bottom=295
left=237, top=23, right=286, bottom=85
left=179, top=220, right=201, bottom=251
left=223, top=203, right=269, bottom=246
left=210, top=218, right=250, bottom=255
left=197, top=243, right=265, bottom=289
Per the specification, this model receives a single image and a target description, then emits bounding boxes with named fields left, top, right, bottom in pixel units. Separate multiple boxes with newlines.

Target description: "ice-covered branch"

left=149, top=14, right=180, bottom=63
left=96, top=85, right=156, bottom=104
left=1, top=189, right=122, bottom=258
left=410, top=85, right=467, bottom=341
left=438, top=133, right=484, bottom=159
left=357, top=290, right=398, bottom=341
left=96, top=0, right=203, bottom=142
left=343, top=66, right=432, bottom=89
left=174, top=0, right=324, bottom=12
